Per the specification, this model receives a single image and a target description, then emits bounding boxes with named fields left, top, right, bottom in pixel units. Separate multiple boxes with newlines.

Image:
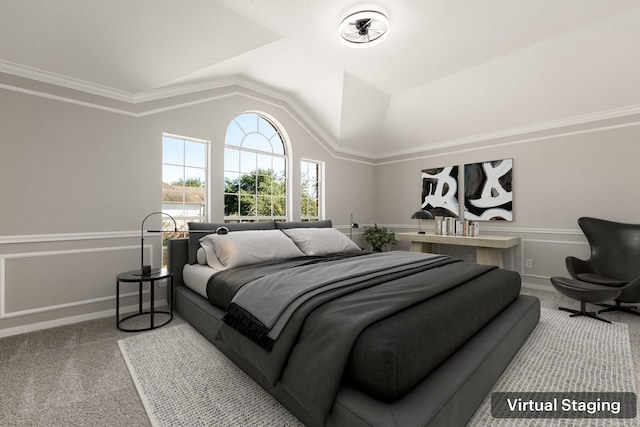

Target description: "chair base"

left=598, top=301, right=640, bottom=316
left=559, top=302, right=611, bottom=323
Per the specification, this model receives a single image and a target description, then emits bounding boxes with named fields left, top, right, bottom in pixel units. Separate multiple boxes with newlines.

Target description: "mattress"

left=345, top=267, right=519, bottom=401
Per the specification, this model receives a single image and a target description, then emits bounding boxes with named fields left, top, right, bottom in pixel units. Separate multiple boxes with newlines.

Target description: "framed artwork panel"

left=463, top=158, right=513, bottom=221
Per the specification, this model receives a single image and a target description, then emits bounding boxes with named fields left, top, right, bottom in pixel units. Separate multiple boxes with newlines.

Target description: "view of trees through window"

left=301, top=160, right=321, bottom=221
left=224, top=113, right=287, bottom=221
left=162, top=134, right=208, bottom=231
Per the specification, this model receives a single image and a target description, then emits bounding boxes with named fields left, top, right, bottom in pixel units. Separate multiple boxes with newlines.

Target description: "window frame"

left=300, top=158, right=325, bottom=222
left=223, top=112, right=292, bottom=222
left=162, top=133, right=210, bottom=230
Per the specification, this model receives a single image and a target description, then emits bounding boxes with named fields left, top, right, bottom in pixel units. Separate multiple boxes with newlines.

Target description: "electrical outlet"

left=525, top=258, right=533, bottom=268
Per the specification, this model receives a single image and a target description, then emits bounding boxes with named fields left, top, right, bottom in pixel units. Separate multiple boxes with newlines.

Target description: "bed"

left=167, top=220, right=540, bottom=427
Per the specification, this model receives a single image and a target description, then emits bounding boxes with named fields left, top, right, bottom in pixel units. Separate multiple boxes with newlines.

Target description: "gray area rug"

left=119, top=308, right=637, bottom=427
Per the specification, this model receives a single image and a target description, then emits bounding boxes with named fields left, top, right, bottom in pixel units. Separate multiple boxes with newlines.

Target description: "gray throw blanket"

left=223, top=251, right=451, bottom=350
left=215, top=251, right=497, bottom=426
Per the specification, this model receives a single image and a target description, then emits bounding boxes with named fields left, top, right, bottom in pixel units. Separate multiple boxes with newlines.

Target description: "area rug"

left=118, top=308, right=637, bottom=427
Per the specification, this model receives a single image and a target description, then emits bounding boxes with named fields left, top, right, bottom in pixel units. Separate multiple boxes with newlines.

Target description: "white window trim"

left=224, top=111, right=293, bottom=221
left=162, top=132, right=210, bottom=223
left=300, top=158, right=325, bottom=221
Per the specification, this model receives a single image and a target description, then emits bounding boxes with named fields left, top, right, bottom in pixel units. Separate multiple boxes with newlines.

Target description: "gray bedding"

left=168, top=236, right=540, bottom=427
left=212, top=251, right=519, bottom=426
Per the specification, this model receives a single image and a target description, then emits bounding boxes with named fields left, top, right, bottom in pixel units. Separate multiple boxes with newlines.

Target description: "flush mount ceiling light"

left=338, top=10, right=389, bottom=49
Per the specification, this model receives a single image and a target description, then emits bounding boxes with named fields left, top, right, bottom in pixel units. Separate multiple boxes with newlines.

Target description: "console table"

left=395, top=232, right=520, bottom=268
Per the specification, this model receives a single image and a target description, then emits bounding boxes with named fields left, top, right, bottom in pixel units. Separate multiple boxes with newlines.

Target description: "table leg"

left=138, top=281, right=143, bottom=313
left=150, top=280, right=155, bottom=329
left=410, top=241, right=433, bottom=253
left=116, top=280, right=120, bottom=328
left=476, top=247, right=504, bottom=268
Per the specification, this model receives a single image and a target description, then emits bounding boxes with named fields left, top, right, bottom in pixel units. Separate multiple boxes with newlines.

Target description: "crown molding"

left=0, top=59, right=134, bottom=102
left=2, top=59, right=639, bottom=163
left=371, top=103, right=640, bottom=160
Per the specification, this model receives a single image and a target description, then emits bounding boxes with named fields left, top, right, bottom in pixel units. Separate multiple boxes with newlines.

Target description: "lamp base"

left=133, top=266, right=162, bottom=276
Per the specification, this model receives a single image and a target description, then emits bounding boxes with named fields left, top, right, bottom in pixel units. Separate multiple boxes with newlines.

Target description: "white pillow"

left=199, top=229, right=304, bottom=269
left=282, top=228, right=360, bottom=256
left=199, top=240, right=226, bottom=270
left=196, top=247, right=207, bottom=265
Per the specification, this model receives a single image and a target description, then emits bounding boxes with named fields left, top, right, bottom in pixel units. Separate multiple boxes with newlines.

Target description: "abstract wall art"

left=421, top=165, right=459, bottom=218
left=463, top=158, right=513, bottom=221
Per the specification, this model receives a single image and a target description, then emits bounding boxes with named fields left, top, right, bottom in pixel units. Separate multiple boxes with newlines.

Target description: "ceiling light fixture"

left=338, top=10, right=389, bottom=49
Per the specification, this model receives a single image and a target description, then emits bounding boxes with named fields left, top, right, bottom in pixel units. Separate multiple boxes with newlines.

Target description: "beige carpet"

left=119, top=308, right=638, bottom=427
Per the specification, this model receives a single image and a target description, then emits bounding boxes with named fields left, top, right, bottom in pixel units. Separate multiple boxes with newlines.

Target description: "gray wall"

left=1, top=73, right=639, bottom=337
left=374, top=113, right=640, bottom=288
left=0, top=80, right=375, bottom=336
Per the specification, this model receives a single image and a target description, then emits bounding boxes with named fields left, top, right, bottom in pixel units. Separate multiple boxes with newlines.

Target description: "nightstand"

left=116, top=268, right=173, bottom=332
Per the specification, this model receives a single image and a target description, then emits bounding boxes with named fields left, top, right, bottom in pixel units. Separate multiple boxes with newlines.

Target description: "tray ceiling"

left=2, top=0, right=639, bottom=158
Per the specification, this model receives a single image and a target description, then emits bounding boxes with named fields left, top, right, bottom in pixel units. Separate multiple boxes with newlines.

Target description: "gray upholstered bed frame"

left=168, top=237, right=540, bottom=427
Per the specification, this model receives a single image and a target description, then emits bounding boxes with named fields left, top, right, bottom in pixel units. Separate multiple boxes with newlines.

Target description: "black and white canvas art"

left=421, top=165, right=459, bottom=218
left=463, top=158, right=513, bottom=221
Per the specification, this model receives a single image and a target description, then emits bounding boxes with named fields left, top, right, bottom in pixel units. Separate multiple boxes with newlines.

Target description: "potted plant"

left=362, top=224, right=397, bottom=252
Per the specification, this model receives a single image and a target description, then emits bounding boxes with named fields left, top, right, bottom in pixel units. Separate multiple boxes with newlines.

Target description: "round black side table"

left=116, top=268, right=173, bottom=332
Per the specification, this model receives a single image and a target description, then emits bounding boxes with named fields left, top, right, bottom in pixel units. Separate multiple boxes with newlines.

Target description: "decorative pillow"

left=196, top=247, right=207, bottom=265
left=187, top=221, right=276, bottom=264
left=199, top=229, right=304, bottom=269
left=282, top=227, right=360, bottom=256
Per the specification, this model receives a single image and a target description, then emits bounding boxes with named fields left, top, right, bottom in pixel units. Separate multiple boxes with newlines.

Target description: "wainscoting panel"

left=521, top=239, right=590, bottom=280
left=0, top=245, right=151, bottom=318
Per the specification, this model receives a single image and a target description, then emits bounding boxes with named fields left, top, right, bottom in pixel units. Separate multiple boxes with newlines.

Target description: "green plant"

left=362, top=224, right=397, bottom=251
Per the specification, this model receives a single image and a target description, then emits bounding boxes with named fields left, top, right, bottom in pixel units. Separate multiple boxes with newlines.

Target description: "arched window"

left=224, top=112, right=287, bottom=221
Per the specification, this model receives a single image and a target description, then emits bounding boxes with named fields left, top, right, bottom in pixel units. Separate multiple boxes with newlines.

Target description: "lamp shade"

left=411, top=210, right=433, bottom=234
left=411, top=210, right=433, bottom=220
left=135, top=211, right=178, bottom=276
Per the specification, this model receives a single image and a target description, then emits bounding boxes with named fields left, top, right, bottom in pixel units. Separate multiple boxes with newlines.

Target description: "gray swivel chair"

left=566, top=217, right=640, bottom=316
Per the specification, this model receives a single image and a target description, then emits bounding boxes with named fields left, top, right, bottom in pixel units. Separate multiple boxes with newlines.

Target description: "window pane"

left=225, top=194, right=239, bottom=216
left=257, top=153, right=272, bottom=172
left=224, top=148, right=240, bottom=172
left=224, top=172, right=240, bottom=194
left=163, top=164, right=183, bottom=185
left=234, top=113, right=258, bottom=134
left=240, top=151, right=257, bottom=173
left=184, top=167, right=206, bottom=188
left=185, top=141, right=206, bottom=167
left=273, top=157, right=285, bottom=178
left=273, top=197, right=286, bottom=216
left=240, top=195, right=256, bottom=216
left=257, top=195, right=272, bottom=216
left=163, top=137, right=184, bottom=164
left=243, top=133, right=272, bottom=153
left=306, top=163, right=317, bottom=180
left=258, top=116, right=277, bottom=140
left=270, top=133, right=285, bottom=155
left=239, top=173, right=257, bottom=192
left=225, top=121, right=243, bottom=147
left=224, top=113, right=287, bottom=221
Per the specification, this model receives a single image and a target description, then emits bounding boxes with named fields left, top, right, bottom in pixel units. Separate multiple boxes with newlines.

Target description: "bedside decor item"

left=362, top=224, right=397, bottom=252
left=349, top=213, right=359, bottom=240
left=411, top=210, right=433, bottom=234
left=116, top=269, right=174, bottom=332
left=136, top=211, right=178, bottom=276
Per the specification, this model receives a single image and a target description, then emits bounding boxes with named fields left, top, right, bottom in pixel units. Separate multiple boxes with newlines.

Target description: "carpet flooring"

left=119, top=307, right=637, bottom=427
left=1, top=288, right=639, bottom=427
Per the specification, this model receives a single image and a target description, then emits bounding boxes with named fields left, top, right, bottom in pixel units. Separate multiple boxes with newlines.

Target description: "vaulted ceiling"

left=2, top=0, right=640, bottom=159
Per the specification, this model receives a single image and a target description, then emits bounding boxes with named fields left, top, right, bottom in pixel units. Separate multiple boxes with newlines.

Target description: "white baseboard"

left=0, top=299, right=169, bottom=339
left=521, top=281, right=555, bottom=292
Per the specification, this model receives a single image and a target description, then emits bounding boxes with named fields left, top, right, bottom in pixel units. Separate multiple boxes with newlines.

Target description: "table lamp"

left=411, top=210, right=433, bottom=234
left=135, top=211, right=178, bottom=276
